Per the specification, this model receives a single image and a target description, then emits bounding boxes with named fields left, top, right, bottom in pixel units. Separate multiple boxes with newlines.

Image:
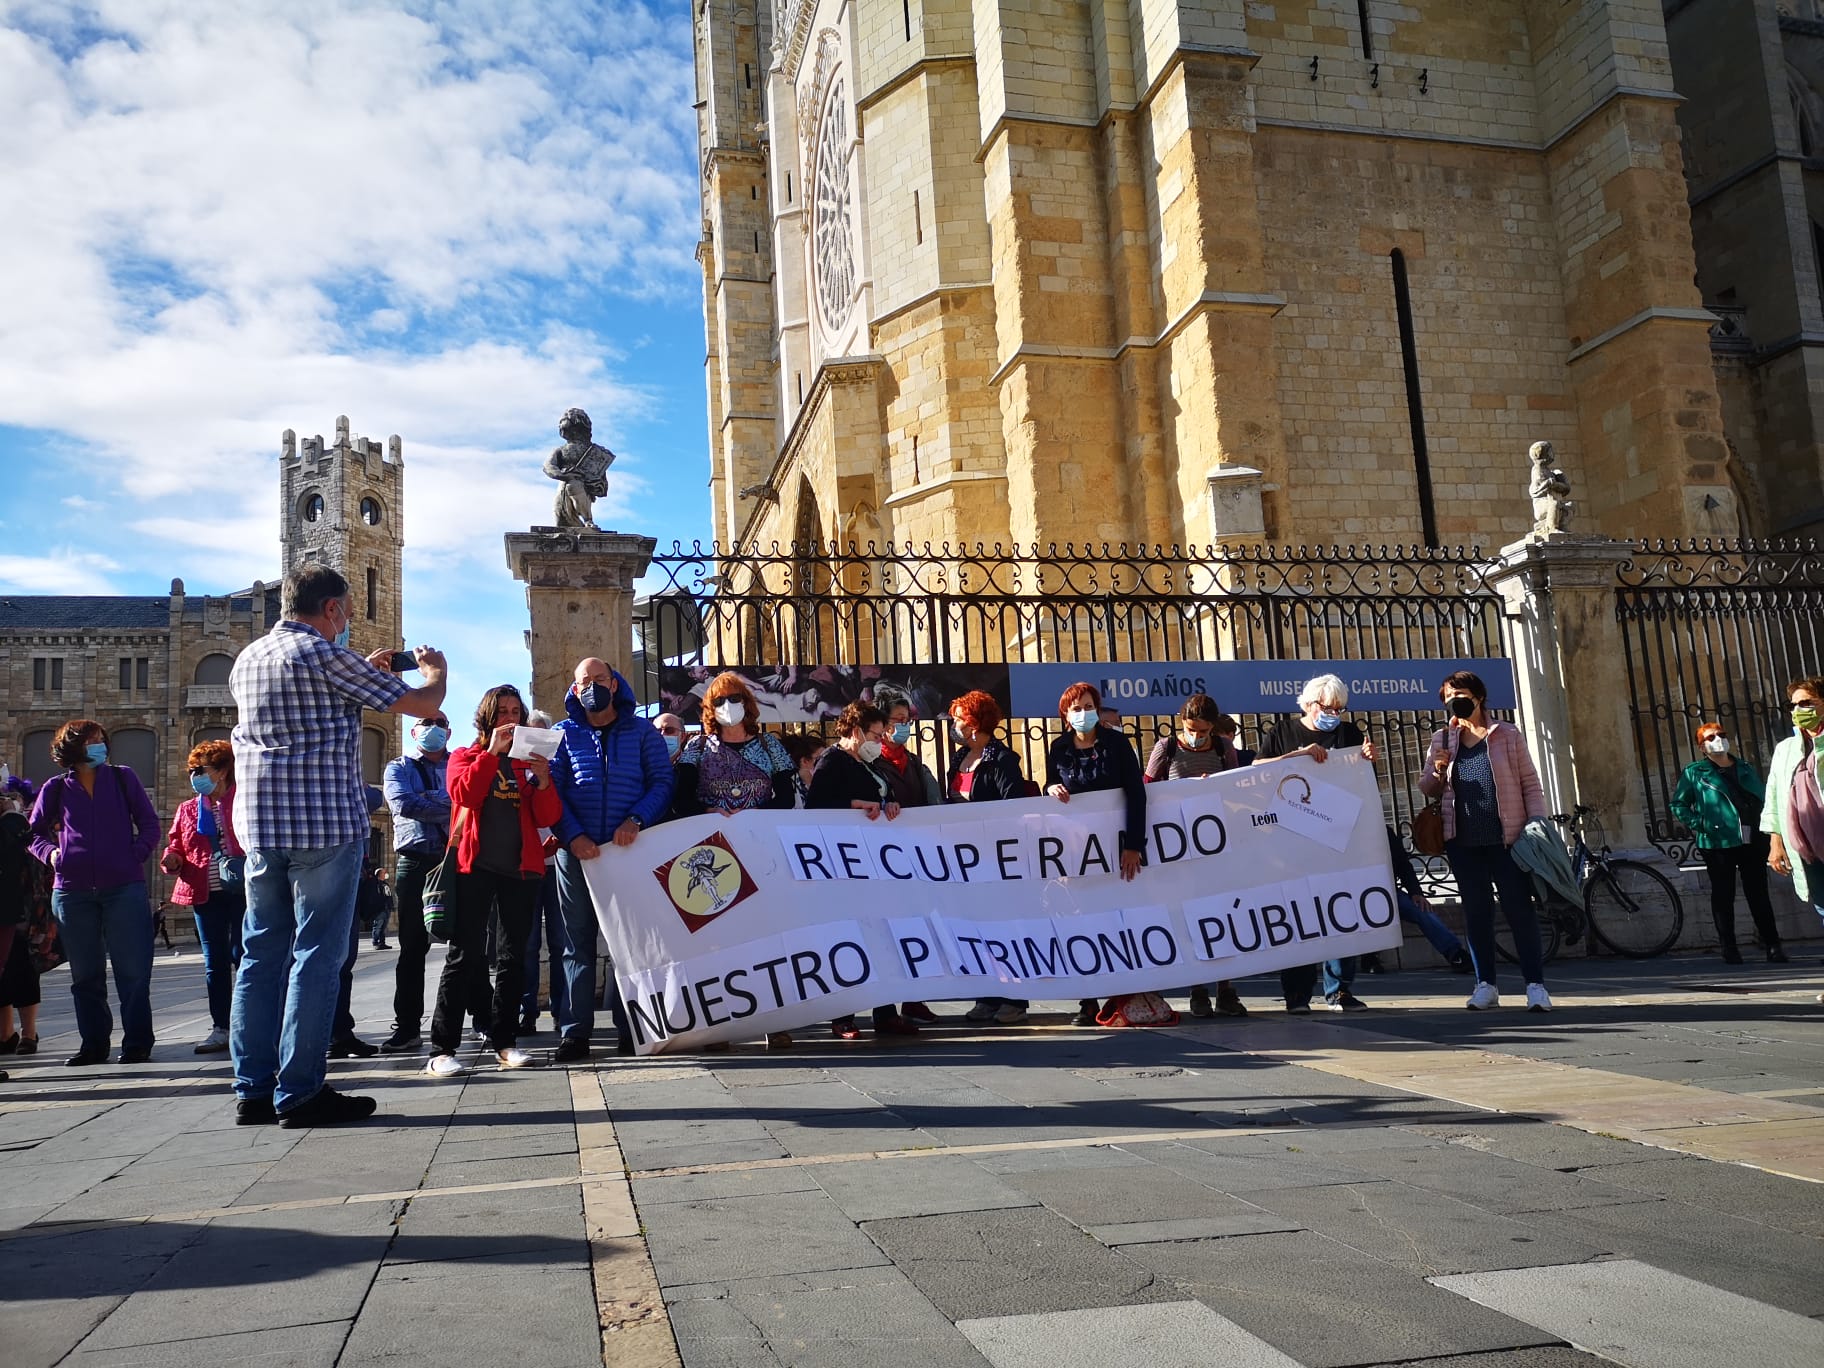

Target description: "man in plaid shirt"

left=230, top=565, right=448, bottom=1128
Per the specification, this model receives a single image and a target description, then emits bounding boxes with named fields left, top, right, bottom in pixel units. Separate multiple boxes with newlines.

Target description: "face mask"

left=857, top=739, right=884, bottom=764
left=951, top=720, right=971, bottom=745
left=1067, top=708, right=1098, bottom=735
left=889, top=723, right=911, bottom=746
left=713, top=700, right=746, bottom=727
left=1704, top=736, right=1730, bottom=756
left=329, top=603, right=350, bottom=649
left=1180, top=730, right=1210, bottom=750
left=1447, top=696, right=1478, bottom=720
left=578, top=681, right=610, bottom=714
left=189, top=772, right=215, bottom=796
left=416, top=725, right=449, bottom=753
left=1794, top=705, right=1821, bottom=732
left=1311, top=711, right=1343, bottom=732
left=664, top=734, right=681, bottom=758
left=84, top=742, right=109, bottom=766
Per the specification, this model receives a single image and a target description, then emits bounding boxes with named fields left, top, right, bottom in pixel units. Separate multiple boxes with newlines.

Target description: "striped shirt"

left=230, top=622, right=407, bottom=849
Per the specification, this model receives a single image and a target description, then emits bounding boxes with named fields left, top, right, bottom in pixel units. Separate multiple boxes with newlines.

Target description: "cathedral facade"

left=696, top=0, right=1748, bottom=553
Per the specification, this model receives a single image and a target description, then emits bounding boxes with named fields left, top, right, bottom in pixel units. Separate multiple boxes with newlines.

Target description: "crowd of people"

left=0, top=564, right=1814, bottom=1107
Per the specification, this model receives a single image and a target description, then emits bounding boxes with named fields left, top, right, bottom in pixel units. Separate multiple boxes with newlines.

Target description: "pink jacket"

left=1417, top=721, right=1545, bottom=848
left=161, top=790, right=244, bottom=906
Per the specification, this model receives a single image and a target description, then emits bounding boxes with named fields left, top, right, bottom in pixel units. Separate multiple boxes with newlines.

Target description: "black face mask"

left=1447, top=696, right=1479, bottom=720
left=579, top=681, right=611, bottom=714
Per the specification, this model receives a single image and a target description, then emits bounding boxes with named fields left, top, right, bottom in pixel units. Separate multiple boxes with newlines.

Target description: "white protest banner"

left=579, top=752, right=1399, bottom=1054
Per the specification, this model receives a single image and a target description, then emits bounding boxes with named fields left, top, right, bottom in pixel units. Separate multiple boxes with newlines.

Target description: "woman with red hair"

left=160, top=739, right=245, bottom=1055
left=1671, top=719, right=1784, bottom=964
left=946, top=690, right=1031, bottom=1023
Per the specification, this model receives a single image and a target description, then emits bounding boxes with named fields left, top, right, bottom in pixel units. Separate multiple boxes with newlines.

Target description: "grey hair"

left=1298, top=673, right=1348, bottom=709
left=526, top=709, right=554, bottom=728
left=871, top=683, right=912, bottom=715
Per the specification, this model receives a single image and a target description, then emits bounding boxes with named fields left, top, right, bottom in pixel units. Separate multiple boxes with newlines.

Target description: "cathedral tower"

left=279, top=416, right=406, bottom=659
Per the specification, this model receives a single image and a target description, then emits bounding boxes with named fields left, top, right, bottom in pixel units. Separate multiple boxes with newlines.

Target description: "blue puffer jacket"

left=551, top=670, right=676, bottom=845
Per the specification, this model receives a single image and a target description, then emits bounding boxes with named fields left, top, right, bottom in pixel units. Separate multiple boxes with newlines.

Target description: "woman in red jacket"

left=159, top=740, right=246, bottom=1056
left=426, top=685, right=562, bottom=1077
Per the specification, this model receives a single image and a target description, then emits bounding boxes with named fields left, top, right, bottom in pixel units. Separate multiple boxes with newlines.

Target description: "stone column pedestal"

left=1487, top=534, right=1646, bottom=848
left=505, top=528, right=657, bottom=716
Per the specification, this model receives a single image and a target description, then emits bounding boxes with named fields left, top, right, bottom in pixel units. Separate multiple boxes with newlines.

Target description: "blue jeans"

left=232, top=841, right=364, bottom=1112
left=193, top=887, right=246, bottom=1031
left=52, top=882, right=155, bottom=1053
left=370, top=895, right=391, bottom=946
left=521, top=868, right=567, bottom=1023
left=1397, top=891, right=1466, bottom=961
left=1445, top=839, right=1544, bottom=987
left=1280, top=957, right=1357, bottom=1006
left=554, top=849, right=629, bottom=1046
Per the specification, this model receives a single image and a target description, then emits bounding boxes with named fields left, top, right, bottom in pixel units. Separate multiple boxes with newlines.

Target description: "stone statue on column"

left=1528, top=440, right=1573, bottom=537
left=542, top=408, right=616, bottom=529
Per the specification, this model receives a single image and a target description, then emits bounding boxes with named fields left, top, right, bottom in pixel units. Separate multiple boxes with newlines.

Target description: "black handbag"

left=420, top=810, right=465, bottom=943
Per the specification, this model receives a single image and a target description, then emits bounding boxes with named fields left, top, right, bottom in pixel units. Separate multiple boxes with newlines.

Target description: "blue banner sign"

left=1008, top=659, right=1516, bottom=718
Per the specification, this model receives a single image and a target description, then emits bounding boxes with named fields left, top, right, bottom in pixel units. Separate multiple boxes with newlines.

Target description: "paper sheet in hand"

left=509, top=726, right=564, bottom=761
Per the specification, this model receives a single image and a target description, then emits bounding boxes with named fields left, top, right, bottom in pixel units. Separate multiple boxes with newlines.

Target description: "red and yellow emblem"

left=652, top=830, right=758, bottom=933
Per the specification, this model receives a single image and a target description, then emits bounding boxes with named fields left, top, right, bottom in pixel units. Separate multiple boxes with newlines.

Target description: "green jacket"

left=1671, top=757, right=1766, bottom=852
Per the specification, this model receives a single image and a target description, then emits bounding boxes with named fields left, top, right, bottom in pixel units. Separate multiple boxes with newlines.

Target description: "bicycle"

left=1495, top=804, right=1685, bottom=964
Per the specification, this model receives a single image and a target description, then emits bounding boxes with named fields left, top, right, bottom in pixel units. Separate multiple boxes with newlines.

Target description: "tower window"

left=1389, top=249, right=1438, bottom=547
left=914, top=191, right=922, bottom=245
left=785, top=172, right=792, bottom=203
left=302, top=492, right=325, bottom=522
left=360, top=496, right=382, bottom=526
left=366, top=567, right=378, bottom=622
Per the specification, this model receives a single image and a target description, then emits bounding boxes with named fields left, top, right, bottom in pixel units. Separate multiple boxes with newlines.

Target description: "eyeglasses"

left=1311, top=703, right=1344, bottom=714
left=1788, top=699, right=1822, bottom=712
left=420, top=719, right=449, bottom=729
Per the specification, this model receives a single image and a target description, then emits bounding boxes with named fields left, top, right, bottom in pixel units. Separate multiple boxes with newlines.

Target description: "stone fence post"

left=505, top=528, right=657, bottom=717
left=1486, top=535, right=1649, bottom=850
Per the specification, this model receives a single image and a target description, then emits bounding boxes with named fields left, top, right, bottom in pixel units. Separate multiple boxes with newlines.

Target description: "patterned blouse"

left=681, top=733, right=793, bottom=813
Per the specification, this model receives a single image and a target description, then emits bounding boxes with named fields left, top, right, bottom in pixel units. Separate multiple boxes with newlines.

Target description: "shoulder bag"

left=1411, top=730, right=1456, bottom=857
left=420, top=808, right=469, bottom=943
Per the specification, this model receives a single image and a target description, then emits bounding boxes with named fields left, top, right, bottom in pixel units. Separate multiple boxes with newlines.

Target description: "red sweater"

left=446, top=744, right=563, bottom=877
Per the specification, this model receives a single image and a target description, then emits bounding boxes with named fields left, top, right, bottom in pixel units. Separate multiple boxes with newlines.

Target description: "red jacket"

left=447, top=744, right=562, bottom=877
left=161, top=790, right=245, bottom=907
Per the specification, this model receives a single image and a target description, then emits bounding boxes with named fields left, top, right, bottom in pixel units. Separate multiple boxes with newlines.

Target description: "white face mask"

left=857, top=738, right=884, bottom=763
left=713, top=700, right=746, bottom=727
left=1704, top=736, right=1730, bottom=756
left=1066, top=708, right=1098, bottom=734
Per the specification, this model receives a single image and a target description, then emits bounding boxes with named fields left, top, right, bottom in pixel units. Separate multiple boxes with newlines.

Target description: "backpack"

left=1095, top=992, right=1179, bottom=1027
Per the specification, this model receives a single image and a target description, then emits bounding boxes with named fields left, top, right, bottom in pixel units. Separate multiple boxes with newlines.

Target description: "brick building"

left=697, top=0, right=1742, bottom=552
left=0, top=418, right=406, bottom=891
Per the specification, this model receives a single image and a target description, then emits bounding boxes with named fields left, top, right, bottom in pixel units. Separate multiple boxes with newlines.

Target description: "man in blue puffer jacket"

left=550, top=658, right=675, bottom=1061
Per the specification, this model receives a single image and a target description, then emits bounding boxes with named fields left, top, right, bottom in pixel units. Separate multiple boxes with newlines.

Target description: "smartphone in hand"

left=388, top=651, right=419, bottom=673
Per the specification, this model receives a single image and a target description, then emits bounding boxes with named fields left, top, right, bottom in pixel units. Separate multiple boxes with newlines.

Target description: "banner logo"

left=654, top=831, right=758, bottom=932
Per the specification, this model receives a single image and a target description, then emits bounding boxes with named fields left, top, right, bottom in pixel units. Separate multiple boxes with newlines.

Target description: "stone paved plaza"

left=4, top=945, right=1823, bottom=1367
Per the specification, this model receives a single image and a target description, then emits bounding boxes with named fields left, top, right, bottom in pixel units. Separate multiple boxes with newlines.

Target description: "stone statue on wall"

left=1528, top=440, right=1573, bottom=537
left=542, top=408, right=615, bottom=528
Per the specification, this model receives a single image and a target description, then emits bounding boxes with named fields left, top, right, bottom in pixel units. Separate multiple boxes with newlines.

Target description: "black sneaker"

left=1359, top=953, right=1386, bottom=975
left=329, top=1035, right=379, bottom=1059
left=1448, top=951, right=1474, bottom=974
left=553, top=1037, right=591, bottom=1064
left=518, top=1013, right=538, bottom=1034
left=1285, top=1000, right=1312, bottom=1015
left=1768, top=945, right=1790, bottom=964
left=118, top=1047, right=153, bottom=1064
left=1722, top=949, right=1745, bottom=965
left=1325, top=992, right=1368, bottom=1012
left=379, top=1028, right=422, bottom=1053
left=277, top=1086, right=378, bottom=1129
left=66, top=1047, right=109, bottom=1066
left=236, top=1097, right=277, bottom=1126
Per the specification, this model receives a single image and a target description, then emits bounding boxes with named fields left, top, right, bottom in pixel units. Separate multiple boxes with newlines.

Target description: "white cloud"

left=0, top=548, right=123, bottom=594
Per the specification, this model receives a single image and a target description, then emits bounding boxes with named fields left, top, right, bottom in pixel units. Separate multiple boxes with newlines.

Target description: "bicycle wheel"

left=1584, top=860, right=1684, bottom=958
left=1495, top=896, right=1563, bottom=966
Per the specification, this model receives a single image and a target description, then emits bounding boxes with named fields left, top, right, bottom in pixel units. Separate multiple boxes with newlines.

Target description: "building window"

left=21, top=729, right=54, bottom=785
left=1389, top=249, right=1438, bottom=547
left=32, top=658, right=63, bottom=694
left=366, top=566, right=378, bottom=622
left=194, top=653, right=234, bottom=686
left=360, top=496, right=382, bottom=526
left=119, top=656, right=149, bottom=692
left=302, top=491, right=325, bottom=522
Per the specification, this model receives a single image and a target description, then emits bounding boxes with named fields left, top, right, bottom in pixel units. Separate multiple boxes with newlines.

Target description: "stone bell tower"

left=279, top=416, right=406, bottom=661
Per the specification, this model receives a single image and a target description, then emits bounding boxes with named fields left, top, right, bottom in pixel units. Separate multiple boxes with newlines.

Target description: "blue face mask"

left=889, top=723, right=911, bottom=746
left=333, top=613, right=351, bottom=649
left=578, top=681, right=610, bottom=714
left=416, top=725, right=449, bottom=753
left=190, top=772, right=216, bottom=796
left=1311, top=711, right=1343, bottom=733
left=84, top=742, right=109, bottom=767
left=664, top=734, right=682, bottom=758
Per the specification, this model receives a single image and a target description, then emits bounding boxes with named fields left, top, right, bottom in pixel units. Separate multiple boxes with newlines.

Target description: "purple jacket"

left=29, top=765, right=161, bottom=891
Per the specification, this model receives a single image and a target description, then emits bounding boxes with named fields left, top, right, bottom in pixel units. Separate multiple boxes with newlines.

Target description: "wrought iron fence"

left=1618, top=539, right=1824, bottom=864
left=637, top=541, right=1518, bottom=890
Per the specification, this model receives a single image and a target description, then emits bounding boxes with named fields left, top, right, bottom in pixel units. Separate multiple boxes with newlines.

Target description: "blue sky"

left=0, top=0, right=714, bottom=716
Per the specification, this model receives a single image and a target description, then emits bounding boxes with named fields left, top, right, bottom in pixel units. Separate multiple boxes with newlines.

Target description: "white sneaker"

left=193, top=1026, right=229, bottom=1055
left=994, top=1004, right=1029, bottom=1025
left=1465, top=983, right=1501, bottom=1011
left=495, top=1047, right=533, bottom=1069
left=1525, top=983, right=1553, bottom=1013
left=425, top=1053, right=464, bottom=1078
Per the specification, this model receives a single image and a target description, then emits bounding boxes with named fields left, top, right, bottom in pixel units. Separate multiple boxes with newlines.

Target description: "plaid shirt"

left=230, top=621, right=408, bottom=849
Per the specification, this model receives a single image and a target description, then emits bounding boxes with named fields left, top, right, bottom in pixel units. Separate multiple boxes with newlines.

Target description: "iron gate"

left=1618, top=540, right=1824, bottom=865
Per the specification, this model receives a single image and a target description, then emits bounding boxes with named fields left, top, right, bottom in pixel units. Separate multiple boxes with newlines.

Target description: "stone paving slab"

left=860, top=1205, right=1180, bottom=1321
left=1337, top=1143, right=1669, bottom=1215
left=1432, top=1259, right=1824, bottom=1368
left=639, top=1189, right=892, bottom=1285
left=956, top=1300, right=1303, bottom=1368
left=1001, top=1162, right=1282, bottom=1227
left=385, top=1183, right=588, bottom=1267
left=1084, top=1213, right=1303, bottom=1245
left=346, top=1261, right=600, bottom=1366
left=633, top=1164, right=823, bottom=1206
left=1566, top=1153, right=1824, bottom=1237
left=809, top=1154, right=1037, bottom=1221
left=62, top=1318, right=351, bottom=1367
left=1125, top=1138, right=1372, bottom=1193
